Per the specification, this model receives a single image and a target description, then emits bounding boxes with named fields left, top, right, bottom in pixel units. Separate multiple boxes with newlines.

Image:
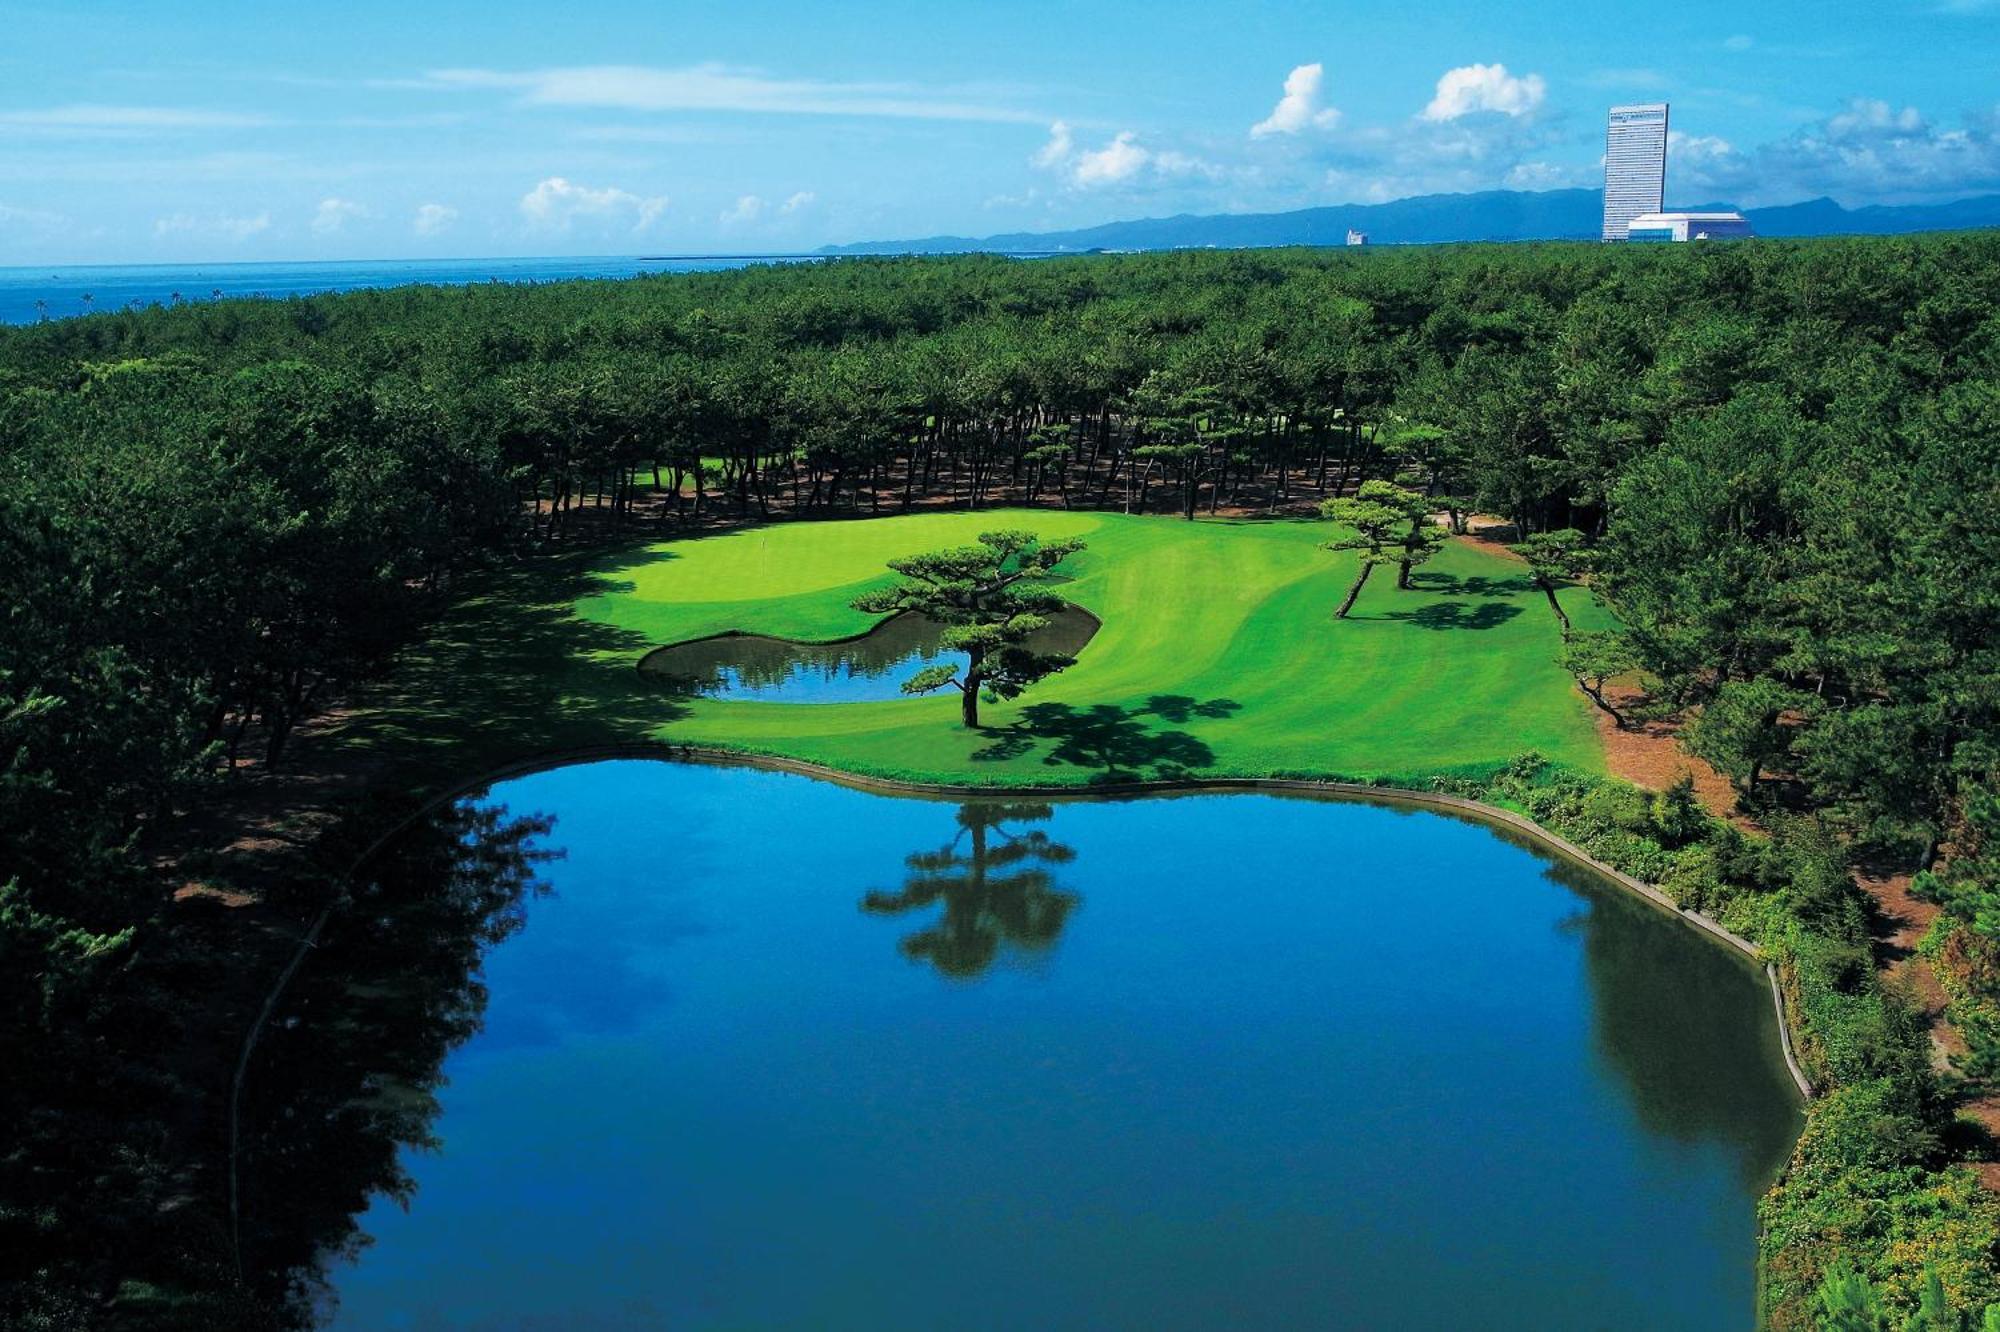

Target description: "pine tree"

left=852, top=529, right=1086, bottom=728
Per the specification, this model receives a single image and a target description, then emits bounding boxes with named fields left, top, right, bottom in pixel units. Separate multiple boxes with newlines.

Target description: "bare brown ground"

left=1583, top=674, right=2000, bottom=1177
left=1872, top=868, right=1952, bottom=1028
left=1864, top=864, right=2000, bottom=1177
left=1458, top=513, right=1523, bottom=550
left=165, top=707, right=389, bottom=911
left=1592, top=683, right=1741, bottom=817
left=134, top=703, right=415, bottom=1231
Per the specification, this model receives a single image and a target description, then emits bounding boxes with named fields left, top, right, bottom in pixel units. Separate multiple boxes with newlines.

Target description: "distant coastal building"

left=1626, top=211, right=1756, bottom=242
left=1345, top=229, right=1368, bottom=246
left=1603, top=103, right=1670, bottom=241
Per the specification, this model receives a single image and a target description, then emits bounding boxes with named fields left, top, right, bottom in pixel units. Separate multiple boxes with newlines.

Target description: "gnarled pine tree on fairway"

left=852, top=529, right=1086, bottom=727
left=1321, top=480, right=1445, bottom=618
left=1512, top=527, right=1592, bottom=636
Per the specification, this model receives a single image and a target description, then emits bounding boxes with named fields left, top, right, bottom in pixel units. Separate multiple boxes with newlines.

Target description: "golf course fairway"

left=374, top=510, right=1610, bottom=789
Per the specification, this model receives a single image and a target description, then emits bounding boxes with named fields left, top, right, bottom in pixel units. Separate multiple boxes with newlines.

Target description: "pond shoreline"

left=636, top=605, right=1104, bottom=703
left=639, top=601, right=1105, bottom=658
left=257, top=739, right=1817, bottom=1101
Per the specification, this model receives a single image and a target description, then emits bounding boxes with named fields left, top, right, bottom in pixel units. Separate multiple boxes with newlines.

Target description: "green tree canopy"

left=1688, top=676, right=1816, bottom=798
left=1558, top=629, right=1640, bottom=729
left=1816, top=1263, right=1890, bottom=1331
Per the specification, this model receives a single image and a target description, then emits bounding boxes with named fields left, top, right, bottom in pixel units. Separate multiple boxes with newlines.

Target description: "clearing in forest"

left=362, top=510, right=1609, bottom=792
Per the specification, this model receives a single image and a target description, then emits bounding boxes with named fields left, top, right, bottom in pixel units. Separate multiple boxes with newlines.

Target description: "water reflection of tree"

left=1563, top=862, right=1802, bottom=1187
left=862, top=803, right=1079, bottom=978
left=235, top=799, right=557, bottom=1326
left=643, top=609, right=1096, bottom=698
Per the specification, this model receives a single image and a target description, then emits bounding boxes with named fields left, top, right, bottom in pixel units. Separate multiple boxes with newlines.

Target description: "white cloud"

left=0, top=201, right=66, bottom=229
left=1306, top=96, right=1571, bottom=203
left=1031, top=121, right=1075, bottom=169
left=983, top=186, right=1047, bottom=210
left=1031, top=123, right=1219, bottom=190
left=1073, top=132, right=1150, bottom=186
left=1151, top=150, right=1216, bottom=178
left=1504, top=161, right=1586, bottom=189
left=780, top=190, right=816, bottom=214
left=1421, top=64, right=1548, bottom=121
left=310, top=197, right=370, bottom=235
left=719, top=194, right=765, bottom=226
left=1664, top=100, right=2000, bottom=204
left=1723, top=34, right=1756, bottom=52
left=1667, top=130, right=1743, bottom=178
left=421, top=63, right=1040, bottom=124
left=153, top=211, right=272, bottom=241
left=1251, top=63, right=1341, bottom=138
left=571, top=125, right=734, bottom=145
left=413, top=202, right=459, bottom=235
left=1826, top=98, right=1926, bottom=138
left=519, top=176, right=668, bottom=232
left=1754, top=99, right=2000, bottom=201
left=1319, top=171, right=1400, bottom=204
left=1007, top=78, right=2000, bottom=216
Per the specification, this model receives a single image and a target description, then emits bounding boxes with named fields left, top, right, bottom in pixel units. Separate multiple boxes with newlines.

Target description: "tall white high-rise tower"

left=1603, top=103, right=1669, bottom=241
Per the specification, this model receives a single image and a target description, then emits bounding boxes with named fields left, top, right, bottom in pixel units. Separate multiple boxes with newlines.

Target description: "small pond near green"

left=636, top=607, right=1098, bottom=704
left=288, top=760, right=1802, bottom=1330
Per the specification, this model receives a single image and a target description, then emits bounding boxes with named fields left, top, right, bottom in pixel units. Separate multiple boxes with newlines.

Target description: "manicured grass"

left=353, top=510, right=1605, bottom=795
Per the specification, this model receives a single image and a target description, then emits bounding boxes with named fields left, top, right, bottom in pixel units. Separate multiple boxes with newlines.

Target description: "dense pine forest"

left=4, top=236, right=1999, bottom=1327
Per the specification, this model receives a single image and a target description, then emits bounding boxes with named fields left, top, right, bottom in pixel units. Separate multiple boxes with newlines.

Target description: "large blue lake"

left=258, top=760, right=1802, bottom=1330
left=0, top=255, right=822, bottom=325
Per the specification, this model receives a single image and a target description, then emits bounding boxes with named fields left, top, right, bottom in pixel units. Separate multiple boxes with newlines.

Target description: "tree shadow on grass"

left=1407, top=571, right=1535, bottom=598
left=330, top=545, right=688, bottom=794
left=1142, top=693, right=1243, bottom=724
left=971, top=694, right=1242, bottom=783
left=572, top=544, right=682, bottom=600
left=1374, top=600, right=1525, bottom=631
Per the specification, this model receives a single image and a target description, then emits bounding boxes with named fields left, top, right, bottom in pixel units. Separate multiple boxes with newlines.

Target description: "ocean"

left=0, top=255, right=825, bottom=327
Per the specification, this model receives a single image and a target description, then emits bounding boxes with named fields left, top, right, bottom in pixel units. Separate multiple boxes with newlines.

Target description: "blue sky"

left=2, top=0, right=1996, bottom=263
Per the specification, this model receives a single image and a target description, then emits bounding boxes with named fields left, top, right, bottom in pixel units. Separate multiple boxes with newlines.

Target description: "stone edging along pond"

left=226, top=738, right=1817, bottom=1265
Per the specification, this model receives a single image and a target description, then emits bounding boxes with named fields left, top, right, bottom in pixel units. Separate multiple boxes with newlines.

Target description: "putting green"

left=522, top=509, right=1605, bottom=786
left=583, top=509, right=1102, bottom=613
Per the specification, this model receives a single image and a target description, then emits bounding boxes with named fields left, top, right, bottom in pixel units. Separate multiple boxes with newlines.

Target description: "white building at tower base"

left=1625, top=211, right=1756, bottom=242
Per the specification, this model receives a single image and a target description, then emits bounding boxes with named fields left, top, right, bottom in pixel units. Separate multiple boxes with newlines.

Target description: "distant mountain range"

left=820, top=188, right=2000, bottom=255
